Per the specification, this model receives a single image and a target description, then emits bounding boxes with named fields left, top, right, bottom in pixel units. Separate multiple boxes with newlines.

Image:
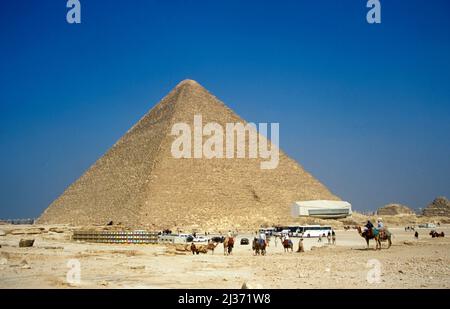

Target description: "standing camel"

left=252, top=238, right=266, bottom=255
left=356, top=226, right=392, bottom=250
left=223, top=237, right=234, bottom=255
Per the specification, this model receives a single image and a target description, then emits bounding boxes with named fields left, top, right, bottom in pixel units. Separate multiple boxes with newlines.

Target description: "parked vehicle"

left=280, top=229, right=292, bottom=237
left=240, top=238, right=249, bottom=245
left=302, top=225, right=332, bottom=238
left=418, top=223, right=437, bottom=229
left=193, top=235, right=209, bottom=243
left=211, top=236, right=225, bottom=243
left=258, top=227, right=276, bottom=236
left=178, top=234, right=194, bottom=242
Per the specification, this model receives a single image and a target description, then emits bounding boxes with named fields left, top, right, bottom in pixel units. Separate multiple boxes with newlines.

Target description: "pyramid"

left=423, top=197, right=450, bottom=217
left=377, top=204, right=415, bottom=216
left=37, top=80, right=340, bottom=230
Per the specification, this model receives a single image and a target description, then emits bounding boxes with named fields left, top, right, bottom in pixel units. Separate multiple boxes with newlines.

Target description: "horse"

left=356, top=226, right=392, bottom=250
left=282, top=238, right=293, bottom=252
left=252, top=238, right=266, bottom=256
left=223, top=237, right=234, bottom=255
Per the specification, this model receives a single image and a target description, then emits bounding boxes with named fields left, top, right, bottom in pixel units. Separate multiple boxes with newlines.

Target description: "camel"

left=252, top=238, right=266, bottom=256
left=223, top=237, right=234, bottom=255
left=356, top=226, right=392, bottom=250
left=190, top=243, right=202, bottom=255
left=190, top=242, right=218, bottom=255
left=429, top=231, right=445, bottom=238
left=282, top=238, right=293, bottom=252
left=207, top=241, right=218, bottom=254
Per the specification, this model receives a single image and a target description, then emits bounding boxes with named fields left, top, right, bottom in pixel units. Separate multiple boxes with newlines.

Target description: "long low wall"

left=72, top=230, right=159, bottom=244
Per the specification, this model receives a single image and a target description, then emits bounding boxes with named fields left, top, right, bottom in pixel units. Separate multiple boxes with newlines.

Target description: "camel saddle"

left=372, top=228, right=379, bottom=237
left=283, top=239, right=292, bottom=246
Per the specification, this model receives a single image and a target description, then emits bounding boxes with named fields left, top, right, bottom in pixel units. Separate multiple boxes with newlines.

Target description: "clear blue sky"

left=1, top=0, right=449, bottom=218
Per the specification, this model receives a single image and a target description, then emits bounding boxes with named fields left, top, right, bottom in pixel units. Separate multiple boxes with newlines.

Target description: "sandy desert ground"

left=0, top=225, right=449, bottom=289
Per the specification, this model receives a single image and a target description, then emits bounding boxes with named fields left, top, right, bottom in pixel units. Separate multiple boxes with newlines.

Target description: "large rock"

left=10, top=228, right=43, bottom=235
left=48, top=227, right=66, bottom=233
left=377, top=204, right=415, bottom=216
left=241, top=281, right=263, bottom=289
left=423, top=197, right=450, bottom=217
left=19, top=239, right=35, bottom=247
left=0, top=230, right=6, bottom=236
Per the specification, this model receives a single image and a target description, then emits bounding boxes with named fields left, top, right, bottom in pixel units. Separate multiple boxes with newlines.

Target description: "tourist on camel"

left=365, top=220, right=374, bottom=231
left=259, top=230, right=267, bottom=247
left=377, top=218, right=384, bottom=229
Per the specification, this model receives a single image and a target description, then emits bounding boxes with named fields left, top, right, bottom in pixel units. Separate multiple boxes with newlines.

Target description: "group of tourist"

left=254, top=228, right=337, bottom=253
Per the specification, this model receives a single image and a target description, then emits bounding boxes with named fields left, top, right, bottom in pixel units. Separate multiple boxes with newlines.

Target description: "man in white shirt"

left=377, top=218, right=384, bottom=229
left=259, top=231, right=266, bottom=246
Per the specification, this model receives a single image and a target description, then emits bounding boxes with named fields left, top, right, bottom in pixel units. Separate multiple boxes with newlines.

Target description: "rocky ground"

left=0, top=225, right=449, bottom=289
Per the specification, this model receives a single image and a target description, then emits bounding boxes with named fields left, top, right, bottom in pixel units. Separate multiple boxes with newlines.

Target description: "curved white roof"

left=293, top=200, right=351, bottom=209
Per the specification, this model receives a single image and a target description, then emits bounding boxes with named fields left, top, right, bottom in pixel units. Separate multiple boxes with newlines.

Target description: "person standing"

left=332, top=230, right=336, bottom=245
left=297, top=238, right=305, bottom=252
left=327, top=231, right=331, bottom=244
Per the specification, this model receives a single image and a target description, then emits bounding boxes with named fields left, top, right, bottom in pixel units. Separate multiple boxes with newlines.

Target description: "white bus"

left=259, top=227, right=277, bottom=236
left=301, top=225, right=332, bottom=238
left=274, top=225, right=333, bottom=237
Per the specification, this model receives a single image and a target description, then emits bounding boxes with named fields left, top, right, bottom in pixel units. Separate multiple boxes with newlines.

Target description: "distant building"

left=0, top=218, right=35, bottom=225
left=291, top=200, right=352, bottom=219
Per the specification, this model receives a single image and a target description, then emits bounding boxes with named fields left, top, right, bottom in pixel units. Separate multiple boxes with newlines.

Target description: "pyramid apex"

left=176, top=79, right=202, bottom=88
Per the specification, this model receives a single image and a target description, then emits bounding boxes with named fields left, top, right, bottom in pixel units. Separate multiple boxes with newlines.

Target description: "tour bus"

left=301, top=225, right=333, bottom=238
left=259, top=227, right=277, bottom=236
left=273, top=225, right=303, bottom=237
left=287, top=225, right=302, bottom=237
left=274, top=225, right=333, bottom=237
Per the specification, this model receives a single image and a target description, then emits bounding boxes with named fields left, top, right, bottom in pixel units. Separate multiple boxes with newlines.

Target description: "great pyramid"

left=38, top=80, right=340, bottom=230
